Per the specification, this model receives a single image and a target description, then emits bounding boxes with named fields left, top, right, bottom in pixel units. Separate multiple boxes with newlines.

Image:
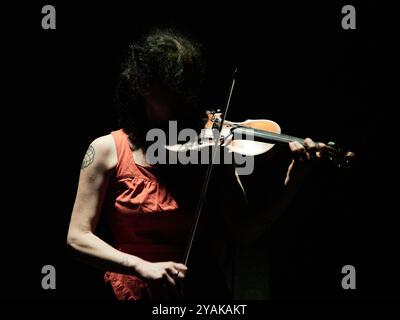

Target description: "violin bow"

left=182, top=68, right=238, bottom=266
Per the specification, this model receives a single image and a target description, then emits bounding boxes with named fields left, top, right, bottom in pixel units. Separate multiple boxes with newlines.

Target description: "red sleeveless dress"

left=103, top=129, right=195, bottom=300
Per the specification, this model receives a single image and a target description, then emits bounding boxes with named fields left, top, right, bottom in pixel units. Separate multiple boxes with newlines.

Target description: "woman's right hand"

left=134, top=259, right=188, bottom=287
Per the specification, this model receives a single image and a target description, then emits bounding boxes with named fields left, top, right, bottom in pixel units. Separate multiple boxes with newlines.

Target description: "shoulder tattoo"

left=81, top=145, right=95, bottom=170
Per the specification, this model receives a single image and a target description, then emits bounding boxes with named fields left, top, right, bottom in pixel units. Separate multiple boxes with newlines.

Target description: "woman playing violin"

left=66, top=29, right=326, bottom=300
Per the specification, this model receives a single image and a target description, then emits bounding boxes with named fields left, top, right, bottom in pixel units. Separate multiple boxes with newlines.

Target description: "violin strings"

left=233, top=126, right=305, bottom=145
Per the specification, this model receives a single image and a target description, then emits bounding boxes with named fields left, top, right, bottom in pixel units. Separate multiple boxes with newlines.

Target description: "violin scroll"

left=325, top=142, right=356, bottom=169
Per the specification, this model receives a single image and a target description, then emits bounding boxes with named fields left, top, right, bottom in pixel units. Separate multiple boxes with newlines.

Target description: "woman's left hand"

left=289, top=137, right=327, bottom=162
left=285, top=138, right=327, bottom=186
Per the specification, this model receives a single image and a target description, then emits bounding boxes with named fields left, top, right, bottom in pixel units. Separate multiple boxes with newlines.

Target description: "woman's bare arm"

left=67, top=135, right=186, bottom=285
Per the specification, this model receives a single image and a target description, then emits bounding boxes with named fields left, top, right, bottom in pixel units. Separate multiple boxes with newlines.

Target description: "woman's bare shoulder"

left=85, top=134, right=118, bottom=171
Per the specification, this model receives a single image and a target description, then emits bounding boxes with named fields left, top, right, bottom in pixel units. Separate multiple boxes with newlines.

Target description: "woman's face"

left=143, top=84, right=181, bottom=124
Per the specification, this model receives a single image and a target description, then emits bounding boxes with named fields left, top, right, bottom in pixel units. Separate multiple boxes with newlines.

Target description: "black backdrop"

left=2, top=1, right=398, bottom=300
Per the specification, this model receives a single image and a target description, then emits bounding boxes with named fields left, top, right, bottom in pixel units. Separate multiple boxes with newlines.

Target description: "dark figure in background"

left=67, top=29, right=325, bottom=300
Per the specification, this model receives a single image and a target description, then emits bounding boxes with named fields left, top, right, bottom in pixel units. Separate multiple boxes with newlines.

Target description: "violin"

left=167, top=109, right=356, bottom=168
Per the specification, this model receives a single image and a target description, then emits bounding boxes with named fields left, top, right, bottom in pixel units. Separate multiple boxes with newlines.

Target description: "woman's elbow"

left=66, top=230, right=92, bottom=263
left=66, top=228, right=88, bottom=251
left=66, top=229, right=79, bottom=251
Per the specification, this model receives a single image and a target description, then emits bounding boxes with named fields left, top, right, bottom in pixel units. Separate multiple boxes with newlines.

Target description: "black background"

left=2, top=0, right=398, bottom=301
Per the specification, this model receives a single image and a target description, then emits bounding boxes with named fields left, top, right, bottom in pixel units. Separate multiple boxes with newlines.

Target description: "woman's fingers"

left=174, top=263, right=188, bottom=277
left=291, top=138, right=327, bottom=161
left=289, top=141, right=306, bottom=161
left=304, top=138, right=317, bottom=160
left=167, top=262, right=187, bottom=279
left=289, top=141, right=303, bottom=153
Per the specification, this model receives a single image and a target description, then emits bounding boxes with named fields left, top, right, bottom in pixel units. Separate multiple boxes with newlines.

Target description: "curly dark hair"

left=115, top=29, right=205, bottom=149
